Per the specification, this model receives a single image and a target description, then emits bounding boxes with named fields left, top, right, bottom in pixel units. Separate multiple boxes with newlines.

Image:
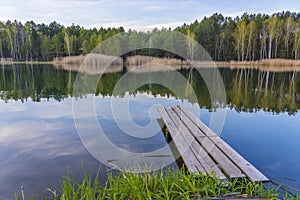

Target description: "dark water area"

left=0, top=64, right=299, bottom=198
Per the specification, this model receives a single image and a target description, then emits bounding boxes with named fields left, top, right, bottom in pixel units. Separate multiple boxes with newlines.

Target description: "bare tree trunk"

left=285, top=34, right=290, bottom=57
left=274, top=39, right=278, bottom=58
left=246, top=36, right=251, bottom=61
left=260, top=29, right=267, bottom=59
left=263, top=36, right=267, bottom=59
left=268, top=36, right=272, bottom=59
left=13, top=28, right=19, bottom=61
left=237, top=45, right=240, bottom=61
left=241, top=40, right=245, bottom=61
left=0, top=38, right=3, bottom=59
left=295, top=35, right=300, bottom=59
left=252, top=39, right=256, bottom=61
left=285, top=17, right=294, bottom=58
left=6, top=30, right=13, bottom=59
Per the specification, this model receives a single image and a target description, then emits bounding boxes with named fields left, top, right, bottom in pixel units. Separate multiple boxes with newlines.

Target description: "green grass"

left=34, top=167, right=282, bottom=200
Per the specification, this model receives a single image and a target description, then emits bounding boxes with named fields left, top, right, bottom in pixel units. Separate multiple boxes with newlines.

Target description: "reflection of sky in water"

left=75, top=93, right=194, bottom=172
left=0, top=95, right=182, bottom=198
left=220, top=109, right=300, bottom=188
left=0, top=93, right=300, bottom=198
left=95, top=93, right=185, bottom=153
left=0, top=98, right=103, bottom=198
left=201, top=108, right=300, bottom=188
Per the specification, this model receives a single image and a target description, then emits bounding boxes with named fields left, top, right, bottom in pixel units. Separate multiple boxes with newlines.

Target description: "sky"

left=0, top=0, right=299, bottom=31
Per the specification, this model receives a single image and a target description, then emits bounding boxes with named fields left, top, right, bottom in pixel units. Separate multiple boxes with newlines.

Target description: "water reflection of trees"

left=0, top=64, right=299, bottom=114
left=223, top=68, right=299, bottom=114
left=0, top=64, right=74, bottom=102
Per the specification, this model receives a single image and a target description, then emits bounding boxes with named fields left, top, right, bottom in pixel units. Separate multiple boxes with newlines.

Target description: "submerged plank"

left=177, top=105, right=269, bottom=182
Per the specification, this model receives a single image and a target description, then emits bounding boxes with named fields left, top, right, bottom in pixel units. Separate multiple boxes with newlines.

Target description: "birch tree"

left=284, top=16, right=294, bottom=57
left=260, top=22, right=267, bottom=59
left=233, top=18, right=247, bottom=61
left=293, top=19, right=300, bottom=59
left=274, top=19, right=283, bottom=58
left=5, top=21, right=13, bottom=59
left=187, top=28, right=196, bottom=61
left=246, top=19, right=256, bottom=60
left=0, top=22, right=4, bottom=59
left=63, top=28, right=71, bottom=57
left=266, top=15, right=278, bottom=59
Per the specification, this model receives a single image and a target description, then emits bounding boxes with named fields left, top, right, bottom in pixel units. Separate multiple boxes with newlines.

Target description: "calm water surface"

left=0, top=64, right=299, bottom=198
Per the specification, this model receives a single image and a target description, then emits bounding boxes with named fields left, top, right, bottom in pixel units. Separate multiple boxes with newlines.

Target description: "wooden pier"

left=158, top=105, right=269, bottom=182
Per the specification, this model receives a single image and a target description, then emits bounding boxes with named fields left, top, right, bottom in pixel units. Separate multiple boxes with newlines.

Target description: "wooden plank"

left=157, top=107, right=206, bottom=174
left=165, top=108, right=226, bottom=179
left=162, top=108, right=206, bottom=174
left=166, top=107, right=226, bottom=179
left=178, top=105, right=269, bottom=182
left=177, top=106, right=217, bottom=137
left=171, top=106, right=244, bottom=178
left=213, top=137, right=269, bottom=182
left=190, top=140, right=227, bottom=179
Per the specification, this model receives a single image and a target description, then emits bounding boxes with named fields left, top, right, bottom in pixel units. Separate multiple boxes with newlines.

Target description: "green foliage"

left=33, top=168, right=278, bottom=200
left=1, top=11, right=300, bottom=62
left=176, top=11, right=300, bottom=61
left=0, top=20, right=124, bottom=61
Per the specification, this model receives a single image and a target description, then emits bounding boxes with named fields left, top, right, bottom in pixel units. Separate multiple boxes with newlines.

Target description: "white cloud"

left=0, top=0, right=299, bottom=31
left=145, top=21, right=186, bottom=31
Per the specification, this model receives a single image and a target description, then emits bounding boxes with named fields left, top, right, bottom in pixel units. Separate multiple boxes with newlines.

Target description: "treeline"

left=1, top=11, right=300, bottom=61
left=0, top=20, right=124, bottom=61
left=176, top=11, right=300, bottom=61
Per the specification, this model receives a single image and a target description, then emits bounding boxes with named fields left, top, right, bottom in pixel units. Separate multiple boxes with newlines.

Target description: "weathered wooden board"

left=158, top=105, right=269, bottom=183
left=171, top=106, right=244, bottom=178
left=177, top=105, right=269, bottom=182
left=157, top=107, right=206, bottom=174
left=166, top=107, right=226, bottom=179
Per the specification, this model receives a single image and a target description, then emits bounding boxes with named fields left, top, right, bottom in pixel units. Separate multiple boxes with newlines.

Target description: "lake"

left=0, top=64, right=300, bottom=198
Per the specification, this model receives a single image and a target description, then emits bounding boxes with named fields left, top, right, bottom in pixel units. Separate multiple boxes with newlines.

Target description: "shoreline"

left=2, top=56, right=300, bottom=72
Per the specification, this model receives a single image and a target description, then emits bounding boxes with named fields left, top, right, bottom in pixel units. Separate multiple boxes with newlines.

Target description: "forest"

left=1, top=11, right=300, bottom=62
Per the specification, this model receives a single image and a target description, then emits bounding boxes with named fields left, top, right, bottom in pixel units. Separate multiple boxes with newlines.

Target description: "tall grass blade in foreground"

left=19, top=167, right=282, bottom=199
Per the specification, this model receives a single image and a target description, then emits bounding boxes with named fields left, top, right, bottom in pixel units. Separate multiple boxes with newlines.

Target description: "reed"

left=53, top=54, right=123, bottom=65
left=52, top=55, right=300, bottom=71
left=53, top=55, right=86, bottom=64
left=53, top=54, right=123, bottom=74
left=229, top=60, right=260, bottom=66
left=126, top=55, right=189, bottom=69
left=260, top=59, right=300, bottom=66
left=229, top=59, right=300, bottom=67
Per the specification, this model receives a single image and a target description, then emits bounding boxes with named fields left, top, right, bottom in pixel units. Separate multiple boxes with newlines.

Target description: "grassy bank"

left=28, top=168, right=282, bottom=200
